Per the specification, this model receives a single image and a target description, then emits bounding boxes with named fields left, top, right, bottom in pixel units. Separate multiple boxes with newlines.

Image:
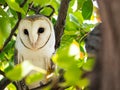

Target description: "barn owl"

left=15, top=15, right=55, bottom=89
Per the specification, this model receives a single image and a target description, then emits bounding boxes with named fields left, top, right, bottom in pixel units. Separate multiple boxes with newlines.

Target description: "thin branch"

left=44, top=5, right=55, bottom=18
left=0, top=78, right=11, bottom=90
left=54, top=0, right=70, bottom=49
left=0, top=70, right=5, bottom=77
left=28, top=4, right=42, bottom=14
left=28, top=4, right=55, bottom=18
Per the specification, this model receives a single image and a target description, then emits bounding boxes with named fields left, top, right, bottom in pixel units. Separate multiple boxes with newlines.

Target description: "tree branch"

left=0, top=0, right=27, bottom=89
left=54, top=0, right=70, bottom=49
left=0, top=0, right=27, bottom=53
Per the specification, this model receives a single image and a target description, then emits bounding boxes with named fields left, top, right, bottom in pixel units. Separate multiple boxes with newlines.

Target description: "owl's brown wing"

left=14, top=49, right=18, bottom=65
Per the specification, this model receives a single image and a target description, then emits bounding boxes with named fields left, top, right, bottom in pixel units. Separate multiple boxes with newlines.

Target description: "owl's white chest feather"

left=15, top=33, right=55, bottom=69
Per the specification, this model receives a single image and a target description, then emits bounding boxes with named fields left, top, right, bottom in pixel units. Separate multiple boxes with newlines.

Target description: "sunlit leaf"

left=50, top=0, right=59, bottom=14
left=6, top=83, right=17, bottom=90
left=53, top=40, right=80, bottom=69
left=64, top=67, right=82, bottom=86
left=69, top=14, right=80, bottom=27
left=6, top=61, right=34, bottom=81
left=77, top=0, right=85, bottom=10
left=26, top=72, right=43, bottom=85
left=5, top=0, right=25, bottom=14
left=52, top=40, right=83, bottom=86
left=30, top=0, right=51, bottom=6
left=65, top=20, right=78, bottom=31
left=40, top=6, right=53, bottom=16
left=73, top=11, right=84, bottom=24
left=0, top=17, right=11, bottom=49
left=82, top=0, right=93, bottom=20
left=64, top=30, right=79, bottom=36
left=78, top=78, right=89, bottom=88
left=82, top=57, right=95, bottom=71
left=65, top=86, right=76, bottom=90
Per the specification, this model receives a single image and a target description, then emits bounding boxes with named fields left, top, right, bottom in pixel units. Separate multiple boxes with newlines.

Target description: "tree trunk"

left=90, top=0, right=120, bottom=90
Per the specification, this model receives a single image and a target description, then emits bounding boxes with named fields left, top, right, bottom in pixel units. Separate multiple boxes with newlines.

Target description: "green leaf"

left=65, top=20, right=78, bottom=31
left=77, top=0, right=85, bottom=10
left=64, top=30, right=79, bottom=36
left=73, top=11, right=84, bottom=24
left=53, top=40, right=83, bottom=86
left=7, top=83, right=17, bottom=90
left=82, top=58, right=95, bottom=71
left=0, top=0, right=6, bottom=4
left=30, top=0, right=51, bottom=6
left=69, top=14, right=80, bottom=27
left=6, top=61, right=34, bottom=81
left=65, top=86, right=76, bottom=90
left=0, top=17, right=11, bottom=49
left=5, top=0, right=25, bottom=14
left=50, top=0, right=59, bottom=14
left=82, top=0, right=93, bottom=20
left=64, top=67, right=82, bottom=86
left=0, top=7, right=8, bottom=17
left=78, top=78, right=89, bottom=88
left=16, top=0, right=24, bottom=4
left=40, top=6, right=53, bottom=16
left=65, top=15, right=79, bottom=31
left=80, top=45, right=85, bottom=53
left=84, top=23, right=95, bottom=32
left=26, top=72, right=43, bottom=85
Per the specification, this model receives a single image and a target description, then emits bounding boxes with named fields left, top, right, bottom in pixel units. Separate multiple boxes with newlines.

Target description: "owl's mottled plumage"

left=15, top=15, right=55, bottom=89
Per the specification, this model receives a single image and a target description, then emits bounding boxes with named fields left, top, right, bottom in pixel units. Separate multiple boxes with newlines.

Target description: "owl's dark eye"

left=38, top=28, right=44, bottom=34
left=24, top=29, right=29, bottom=35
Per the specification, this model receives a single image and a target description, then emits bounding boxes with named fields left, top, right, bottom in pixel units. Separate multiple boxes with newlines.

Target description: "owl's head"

left=18, top=15, right=54, bottom=50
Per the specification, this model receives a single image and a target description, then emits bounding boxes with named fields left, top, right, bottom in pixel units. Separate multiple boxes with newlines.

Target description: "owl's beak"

left=31, top=42, right=36, bottom=48
left=29, top=34, right=38, bottom=49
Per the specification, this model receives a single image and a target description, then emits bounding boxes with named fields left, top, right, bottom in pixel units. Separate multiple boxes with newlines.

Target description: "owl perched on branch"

left=15, top=15, right=55, bottom=89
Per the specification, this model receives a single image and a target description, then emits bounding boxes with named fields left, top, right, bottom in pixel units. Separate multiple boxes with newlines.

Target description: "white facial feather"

left=15, top=15, right=55, bottom=89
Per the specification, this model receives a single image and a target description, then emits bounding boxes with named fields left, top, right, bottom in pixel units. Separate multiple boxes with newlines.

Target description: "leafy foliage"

left=0, top=0, right=100, bottom=89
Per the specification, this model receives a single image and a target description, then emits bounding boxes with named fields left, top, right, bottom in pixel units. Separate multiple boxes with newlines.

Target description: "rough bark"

left=54, top=0, right=70, bottom=49
left=90, top=0, right=120, bottom=90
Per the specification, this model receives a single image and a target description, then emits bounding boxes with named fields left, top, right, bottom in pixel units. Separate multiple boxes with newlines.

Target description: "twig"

left=28, top=4, right=55, bottom=18
left=45, top=5, right=55, bottom=18
left=0, top=70, right=5, bottom=77
left=0, top=78, right=11, bottom=90
left=28, top=4, right=41, bottom=14
left=0, top=70, right=12, bottom=90
left=54, top=0, right=70, bottom=49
